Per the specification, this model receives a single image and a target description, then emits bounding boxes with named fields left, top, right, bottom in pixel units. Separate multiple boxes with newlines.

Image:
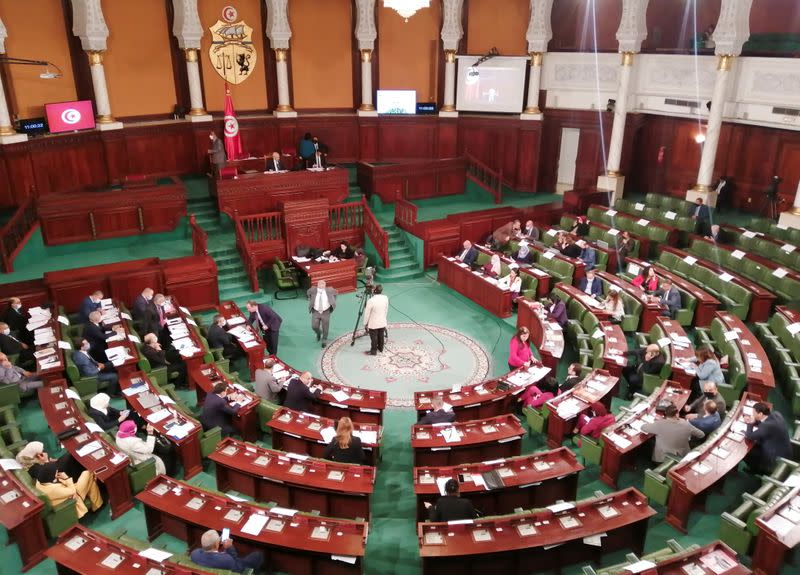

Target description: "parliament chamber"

left=2, top=1, right=800, bottom=575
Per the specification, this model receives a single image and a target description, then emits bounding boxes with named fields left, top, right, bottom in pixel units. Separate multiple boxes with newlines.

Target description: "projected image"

left=456, top=56, right=527, bottom=113
left=377, top=90, right=417, bottom=114
left=464, top=67, right=502, bottom=104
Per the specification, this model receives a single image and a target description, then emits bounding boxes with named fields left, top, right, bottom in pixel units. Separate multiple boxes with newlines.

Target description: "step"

left=209, top=247, right=239, bottom=256
left=379, top=262, right=418, bottom=274
left=375, top=269, right=425, bottom=282
left=219, top=288, right=257, bottom=301
left=387, top=253, right=415, bottom=266
left=219, top=268, right=249, bottom=280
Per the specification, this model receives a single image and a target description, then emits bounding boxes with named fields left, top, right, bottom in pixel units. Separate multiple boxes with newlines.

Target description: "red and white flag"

left=223, top=84, right=242, bottom=161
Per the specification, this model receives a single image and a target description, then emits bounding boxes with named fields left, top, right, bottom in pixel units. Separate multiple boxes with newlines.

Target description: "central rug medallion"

left=320, top=322, right=492, bottom=407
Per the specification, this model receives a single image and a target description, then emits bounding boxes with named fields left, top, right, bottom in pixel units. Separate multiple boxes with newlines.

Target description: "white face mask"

left=12, top=304, right=21, bottom=311
left=2, top=329, right=9, bottom=335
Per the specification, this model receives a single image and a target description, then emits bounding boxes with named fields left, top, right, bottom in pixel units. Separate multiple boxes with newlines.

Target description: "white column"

left=185, top=49, right=211, bottom=122
left=265, top=0, right=296, bottom=117
left=606, top=52, right=634, bottom=175
left=521, top=52, right=543, bottom=119
left=358, top=50, right=376, bottom=116
left=87, top=51, right=121, bottom=130
left=0, top=73, right=25, bottom=144
left=440, top=50, right=457, bottom=116
left=274, top=49, right=296, bottom=117
left=695, top=56, right=731, bottom=194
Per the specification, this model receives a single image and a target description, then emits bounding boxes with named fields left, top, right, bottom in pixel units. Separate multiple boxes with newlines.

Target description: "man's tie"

left=316, top=156, right=321, bottom=168
left=158, top=306, right=165, bottom=326
left=276, top=160, right=280, bottom=170
left=315, top=290, right=324, bottom=312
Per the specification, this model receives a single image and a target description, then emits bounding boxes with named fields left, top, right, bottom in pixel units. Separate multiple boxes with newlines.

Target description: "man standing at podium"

left=208, top=131, right=226, bottom=176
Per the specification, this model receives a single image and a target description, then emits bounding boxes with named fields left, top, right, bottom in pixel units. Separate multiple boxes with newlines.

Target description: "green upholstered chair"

left=578, top=435, right=603, bottom=466
left=257, top=400, right=280, bottom=434
left=65, top=352, right=100, bottom=400
left=642, top=456, right=679, bottom=506
left=523, top=405, right=549, bottom=435
left=0, top=422, right=26, bottom=454
left=200, top=426, right=223, bottom=458
left=126, top=457, right=157, bottom=494
left=272, top=258, right=300, bottom=300
left=0, top=382, right=21, bottom=409
left=7, top=459, right=79, bottom=538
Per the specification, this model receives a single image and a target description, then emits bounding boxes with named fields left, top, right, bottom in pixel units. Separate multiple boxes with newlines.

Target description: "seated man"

left=79, top=290, right=104, bottom=323
left=688, top=400, right=722, bottom=434
left=577, top=239, right=596, bottom=271
left=284, top=371, right=321, bottom=413
left=642, top=403, right=704, bottom=462
left=419, top=396, right=455, bottom=425
left=622, top=344, right=665, bottom=399
left=0, top=352, right=43, bottom=393
left=190, top=529, right=264, bottom=574
left=578, top=269, right=603, bottom=297
left=425, top=479, right=478, bottom=522
left=72, top=338, right=119, bottom=396
left=141, top=333, right=188, bottom=387
left=207, top=315, right=244, bottom=361
left=684, top=381, right=727, bottom=420
left=560, top=237, right=582, bottom=259
left=0, top=321, right=36, bottom=370
left=455, top=240, right=478, bottom=267
left=651, top=278, right=681, bottom=319
left=84, top=310, right=124, bottom=363
left=200, top=382, right=243, bottom=437
left=521, top=220, right=539, bottom=241
left=132, top=288, right=154, bottom=321
left=2, top=297, right=28, bottom=341
left=254, top=358, right=284, bottom=403
left=266, top=151, right=284, bottom=171
left=559, top=362, right=583, bottom=393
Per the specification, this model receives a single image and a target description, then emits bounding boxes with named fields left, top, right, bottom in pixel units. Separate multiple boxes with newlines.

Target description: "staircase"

left=375, top=224, right=423, bottom=282
left=187, top=196, right=255, bottom=304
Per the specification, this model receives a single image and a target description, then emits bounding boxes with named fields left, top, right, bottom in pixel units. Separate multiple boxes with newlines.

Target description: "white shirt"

left=498, top=275, right=522, bottom=293
left=458, top=247, right=470, bottom=261
left=314, top=289, right=330, bottom=313
left=363, top=294, right=389, bottom=330
left=583, top=279, right=595, bottom=295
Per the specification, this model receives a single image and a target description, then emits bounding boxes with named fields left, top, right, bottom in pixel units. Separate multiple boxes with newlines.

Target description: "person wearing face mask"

left=622, top=344, right=665, bottom=399
left=79, top=290, right=104, bottom=323
left=142, top=332, right=188, bottom=388
left=2, top=297, right=28, bottom=340
left=0, top=352, right=43, bottom=392
left=684, top=381, right=727, bottom=420
left=208, top=131, right=226, bottom=176
left=72, top=338, right=120, bottom=396
left=84, top=310, right=125, bottom=363
left=687, top=400, right=722, bottom=435
left=0, top=321, right=35, bottom=370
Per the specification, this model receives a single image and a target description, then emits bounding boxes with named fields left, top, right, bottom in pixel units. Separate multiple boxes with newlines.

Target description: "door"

left=556, top=127, right=580, bottom=194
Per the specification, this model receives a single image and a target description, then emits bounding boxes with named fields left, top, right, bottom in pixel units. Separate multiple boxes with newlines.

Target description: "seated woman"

left=481, top=254, right=502, bottom=278
left=115, top=420, right=167, bottom=475
left=546, top=294, right=568, bottom=328
left=323, top=417, right=365, bottom=464
left=519, top=383, right=555, bottom=408
left=514, top=242, right=533, bottom=265
left=497, top=268, right=522, bottom=301
left=87, top=393, right=127, bottom=432
left=34, top=464, right=103, bottom=518
left=632, top=266, right=659, bottom=292
left=331, top=241, right=354, bottom=260
left=574, top=402, right=616, bottom=439
left=570, top=215, right=591, bottom=237
left=16, top=441, right=85, bottom=482
left=603, top=290, right=625, bottom=323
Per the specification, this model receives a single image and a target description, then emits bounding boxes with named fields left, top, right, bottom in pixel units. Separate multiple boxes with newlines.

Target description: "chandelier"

left=384, top=0, right=431, bottom=22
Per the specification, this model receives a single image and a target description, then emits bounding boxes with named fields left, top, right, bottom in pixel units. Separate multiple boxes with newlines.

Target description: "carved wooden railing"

left=329, top=201, right=364, bottom=231
left=362, top=198, right=389, bottom=269
left=0, top=196, right=38, bottom=273
left=465, top=152, right=503, bottom=204
left=394, top=198, right=419, bottom=234
left=234, top=210, right=284, bottom=292
left=188, top=214, right=208, bottom=256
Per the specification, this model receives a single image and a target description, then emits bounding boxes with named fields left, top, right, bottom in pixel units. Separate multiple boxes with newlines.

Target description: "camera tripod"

left=350, top=284, right=373, bottom=346
left=763, top=193, right=780, bottom=222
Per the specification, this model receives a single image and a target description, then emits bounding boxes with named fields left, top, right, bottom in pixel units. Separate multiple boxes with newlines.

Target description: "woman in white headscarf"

left=482, top=254, right=502, bottom=277
left=87, top=392, right=126, bottom=431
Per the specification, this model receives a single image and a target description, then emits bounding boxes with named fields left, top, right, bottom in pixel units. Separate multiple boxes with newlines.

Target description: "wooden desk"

left=715, top=312, right=775, bottom=401
left=661, top=246, right=775, bottom=323
left=653, top=317, right=697, bottom=387
left=524, top=242, right=586, bottom=285
left=161, top=297, right=207, bottom=388
left=647, top=541, right=750, bottom=575
left=556, top=283, right=612, bottom=322
left=516, top=298, right=565, bottom=371
left=693, top=236, right=800, bottom=282
left=38, top=383, right=133, bottom=519
left=752, top=485, right=800, bottom=575
left=30, top=310, right=65, bottom=383
left=217, top=300, right=265, bottom=379
left=356, top=158, right=467, bottom=202
left=591, top=221, right=655, bottom=263
left=413, top=447, right=582, bottom=521
left=437, top=255, right=513, bottom=318
left=0, top=467, right=47, bottom=571
left=270, top=357, right=386, bottom=426
left=290, top=256, right=358, bottom=294
left=598, top=322, right=628, bottom=377
left=543, top=226, right=619, bottom=272
left=211, top=167, right=349, bottom=217
left=119, top=371, right=203, bottom=479
left=545, top=369, right=619, bottom=449
left=268, top=407, right=382, bottom=466
left=190, top=363, right=261, bottom=441
left=45, top=525, right=219, bottom=574
left=596, top=271, right=663, bottom=332
left=594, top=204, right=680, bottom=249
left=418, top=487, right=656, bottom=575
left=37, top=177, right=187, bottom=246
left=414, top=365, right=551, bottom=422
left=97, top=300, right=141, bottom=380
left=411, top=414, right=525, bottom=467
left=137, top=476, right=368, bottom=575
left=210, top=438, right=375, bottom=520
left=666, top=393, right=760, bottom=532
left=600, top=381, right=691, bottom=487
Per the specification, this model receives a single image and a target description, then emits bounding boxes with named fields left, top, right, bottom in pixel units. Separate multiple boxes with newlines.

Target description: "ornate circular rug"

left=319, top=322, right=492, bottom=407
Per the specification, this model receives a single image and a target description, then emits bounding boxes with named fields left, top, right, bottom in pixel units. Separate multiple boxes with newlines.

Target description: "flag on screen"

left=223, top=84, right=242, bottom=161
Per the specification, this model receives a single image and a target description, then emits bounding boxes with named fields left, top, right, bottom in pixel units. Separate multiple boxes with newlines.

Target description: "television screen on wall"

left=45, top=100, right=96, bottom=133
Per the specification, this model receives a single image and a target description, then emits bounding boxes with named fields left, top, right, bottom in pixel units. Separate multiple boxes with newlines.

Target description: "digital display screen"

left=45, top=100, right=96, bottom=133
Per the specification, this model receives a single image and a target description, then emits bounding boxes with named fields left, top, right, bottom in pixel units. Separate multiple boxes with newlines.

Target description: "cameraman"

left=363, top=284, right=389, bottom=356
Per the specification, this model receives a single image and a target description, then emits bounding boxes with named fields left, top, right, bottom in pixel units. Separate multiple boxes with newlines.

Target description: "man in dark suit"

left=705, top=224, right=722, bottom=243
left=426, top=479, right=478, bottom=522
left=622, top=344, right=665, bottom=399
left=714, top=176, right=733, bottom=213
left=208, top=132, right=226, bottom=175
left=455, top=240, right=478, bottom=267
left=308, top=280, right=337, bottom=348
left=0, top=322, right=35, bottom=370
left=132, top=288, right=154, bottom=321
left=744, top=402, right=792, bottom=474
left=418, top=397, right=455, bottom=425
left=142, top=332, right=187, bottom=387
left=691, top=198, right=711, bottom=236
left=283, top=371, right=321, bottom=413
left=578, top=269, right=603, bottom=297
left=79, top=291, right=104, bottom=323
left=72, top=338, right=119, bottom=396
left=207, top=315, right=244, bottom=361
left=559, top=362, right=583, bottom=393
left=266, top=151, right=285, bottom=172
left=84, top=310, right=124, bottom=363
left=246, top=300, right=282, bottom=355
left=652, top=279, right=681, bottom=319
left=3, top=297, right=28, bottom=340
left=200, top=382, right=241, bottom=437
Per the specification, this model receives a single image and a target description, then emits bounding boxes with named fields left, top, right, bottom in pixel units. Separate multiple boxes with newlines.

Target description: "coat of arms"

left=208, top=13, right=257, bottom=85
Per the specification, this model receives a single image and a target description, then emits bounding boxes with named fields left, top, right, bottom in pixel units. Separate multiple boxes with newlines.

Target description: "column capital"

left=440, top=0, right=464, bottom=52
left=86, top=50, right=105, bottom=65
left=529, top=52, right=543, bottom=67
left=265, top=0, right=292, bottom=50
left=274, top=48, right=288, bottom=62
left=713, top=0, right=754, bottom=57
left=616, top=0, right=649, bottom=54
left=444, top=49, right=456, bottom=64
left=354, top=0, right=376, bottom=52
left=621, top=52, right=635, bottom=66
left=171, top=0, right=203, bottom=50
left=70, top=0, right=109, bottom=52
left=184, top=48, right=199, bottom=63
left=526, top=0, right=553, bottom=54
left=360, top=49, right=373, bottom=63
left=717, top=54, right=734, bottom=71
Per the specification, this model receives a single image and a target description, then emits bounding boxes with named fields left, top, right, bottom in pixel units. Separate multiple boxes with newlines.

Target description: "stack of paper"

left=166, top=422, right=195, bottom=440
left=440, top=427, right=461, bottom=443
left=354, top=429, right=378, bottom=444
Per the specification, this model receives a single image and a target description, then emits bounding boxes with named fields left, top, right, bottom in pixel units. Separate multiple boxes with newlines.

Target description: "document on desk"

left=440, top=427, right=462, bottom=443
left=330, top=390, right=350, bottom=402
left=354, top=430, right=378, bottom=444
left=320, top=426, right=337, bottom=443
left=583, top=533, right=606, bottom=547
left=624, top=560, right=657, bottom=573
left=139, top=548, right=173, bottom=562
left=241, top=513, right=269, bottom=535
left=167, top=422, right=195, bottom=440
left=84, top=422, right=104, bottom=434
left=332, top=555, right=358, bottom=564
left=76, top=440, right=102, bottom=457
left=0, top=458, right=22, bottom=470
left=146, top=409, right=171, bottom=424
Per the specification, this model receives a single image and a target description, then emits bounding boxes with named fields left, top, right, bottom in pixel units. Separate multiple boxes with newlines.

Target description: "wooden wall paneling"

left=774, top=139, right=800, bottom=211
left=423, top=221, right=460, bottom=267
left=28, top=134, right=108, bottom=194
left=515, top=122, right=542, bottom=192
left=276, top=121, right=299, bottom=156
left=109, top=268, right=165, bottom=308
left=295, top=116, right=360, bottom=162
left=191, top=121, right=222, bottom=175
left=238, top=119, right=280, bottom=159
left=101, top=130, right=129, bottom=184
left=437, top=119, right=458, bottom=159
left=358, top=118, right=378, bottom=162
left=377, top=117, right=438, bottom=160
left=162, top=255, right=219, bottom=310
left=123, top=124, right=197, bottom=177
left=1, top=144, right=37, bottom=205
left=282, top=198, right=331, bottom=257
left=0, top=149, right=16, bottom=208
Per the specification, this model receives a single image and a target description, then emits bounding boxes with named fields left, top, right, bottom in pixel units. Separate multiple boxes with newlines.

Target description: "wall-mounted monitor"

left=376, top=90, right=417, bottom=115
left=17, top=117, right=48, bottom=137
left=45, top=100, right=96, bottom=134
left=456, top=56, right=527, bottom=113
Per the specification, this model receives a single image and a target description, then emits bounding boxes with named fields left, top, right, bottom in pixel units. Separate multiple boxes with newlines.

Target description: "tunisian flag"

left=223, top=84, right=242, bottom=161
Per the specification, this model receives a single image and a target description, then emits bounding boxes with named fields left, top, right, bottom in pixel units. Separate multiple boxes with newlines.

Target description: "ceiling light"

left=384, top=0, right=431, bottom=22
